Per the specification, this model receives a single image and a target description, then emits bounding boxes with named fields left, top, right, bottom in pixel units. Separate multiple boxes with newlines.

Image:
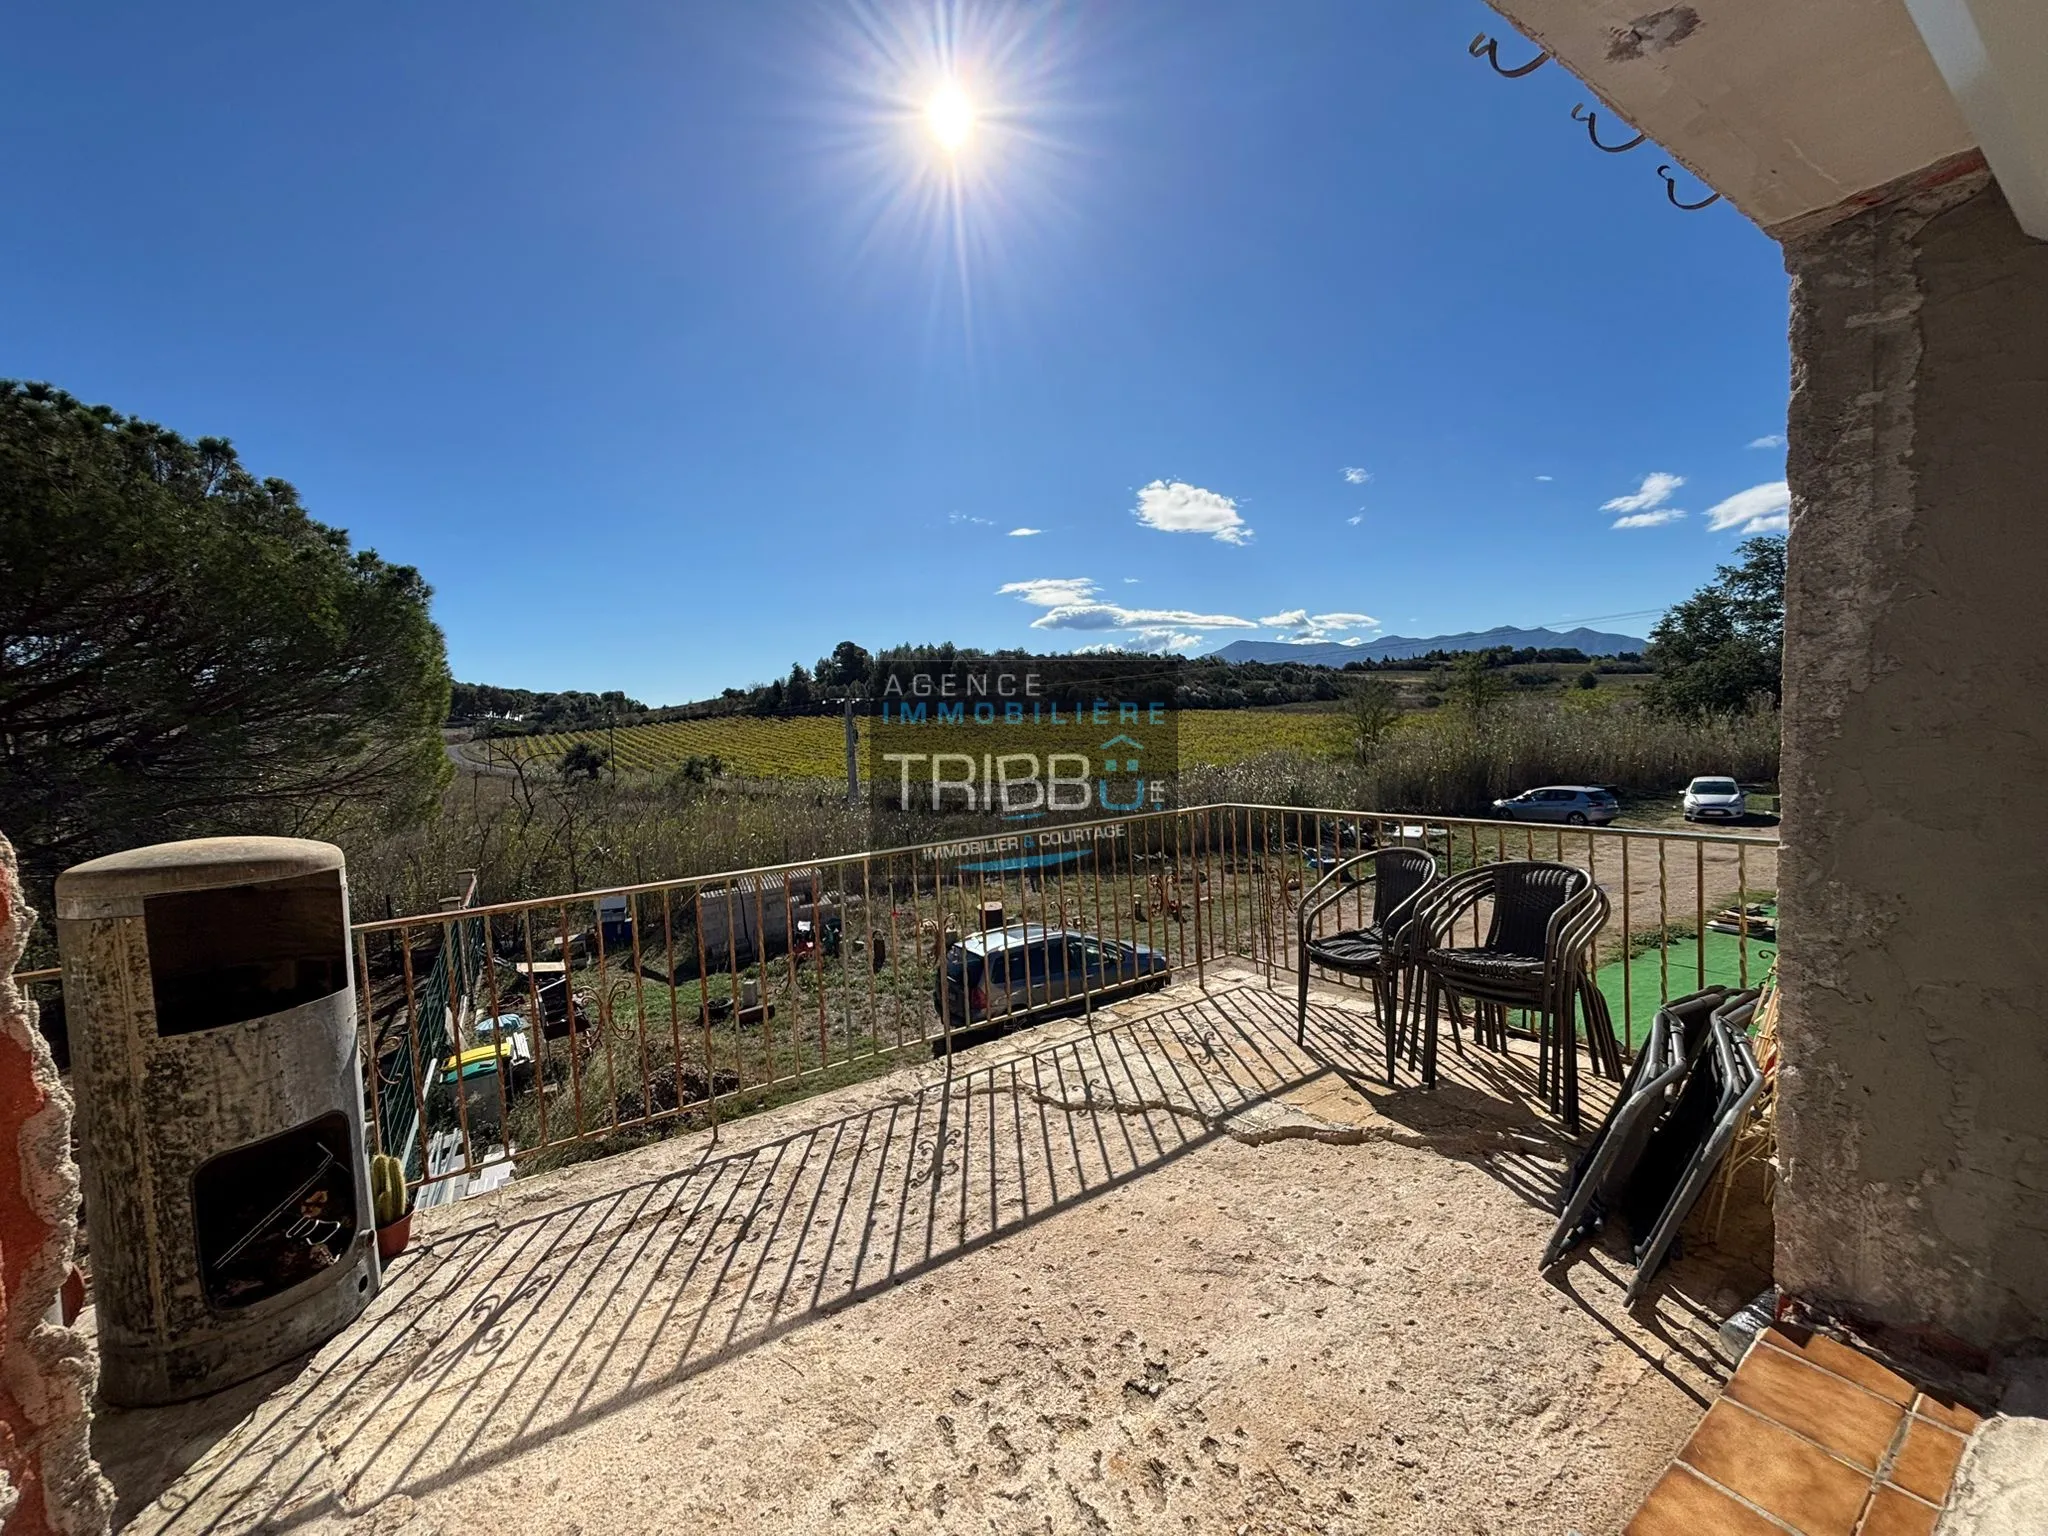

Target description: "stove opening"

left=193, top=1112, right=358, bottom=1310
left=144, top=870, right=348, bottom=1035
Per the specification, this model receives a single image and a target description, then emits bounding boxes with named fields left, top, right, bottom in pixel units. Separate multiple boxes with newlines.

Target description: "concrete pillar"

left=0, top=835, right=112, bottom=1536
left=1776, top=168, right=2048, bottom=1356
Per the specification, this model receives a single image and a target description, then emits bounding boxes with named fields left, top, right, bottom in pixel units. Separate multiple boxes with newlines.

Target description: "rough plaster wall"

left=0, top=837, right=110, bottom=1536
left=1777, top=171, right=2048, bottom=1353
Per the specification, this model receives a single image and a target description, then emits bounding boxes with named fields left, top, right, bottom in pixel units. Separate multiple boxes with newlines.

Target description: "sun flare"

left=816, top=1, right=1077, bottom=335
left=925, top=83, right=975, bottom=152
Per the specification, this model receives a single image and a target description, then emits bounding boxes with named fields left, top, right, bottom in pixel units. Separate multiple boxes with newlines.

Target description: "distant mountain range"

left=1207, top=625, right=1649, bottom=668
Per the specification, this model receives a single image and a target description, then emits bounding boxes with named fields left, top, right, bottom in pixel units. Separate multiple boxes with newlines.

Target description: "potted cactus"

left=370, top=1153, right=414, bottom=1262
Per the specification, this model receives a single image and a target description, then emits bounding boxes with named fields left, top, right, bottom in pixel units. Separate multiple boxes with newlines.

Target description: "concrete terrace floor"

left=97, top=967, right=1770, bottom=1536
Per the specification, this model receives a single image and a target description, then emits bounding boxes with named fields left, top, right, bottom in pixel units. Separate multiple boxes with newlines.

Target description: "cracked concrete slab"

left=94, top=969, right=1764, bottom=1535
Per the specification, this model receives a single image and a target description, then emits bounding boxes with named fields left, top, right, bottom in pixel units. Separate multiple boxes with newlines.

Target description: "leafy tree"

left=1444, top=653, right=1505, bottom=717
left=675, top=752, right=724, bottom=784
left=1345, top=677, right=1402, bottom=762
left=0, top=382, right=450, bottom=890
left=1575, top=670, right=1600, bottom=690
left=1645, top=535, right=1786, bottom=717
left=817, top=640, right=873, bottom=691
left=558, top=742, right=610, bottom=783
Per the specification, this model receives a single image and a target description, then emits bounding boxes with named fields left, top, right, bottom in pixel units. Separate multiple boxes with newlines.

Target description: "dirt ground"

left=96, top=969, right=1769, bottom=1536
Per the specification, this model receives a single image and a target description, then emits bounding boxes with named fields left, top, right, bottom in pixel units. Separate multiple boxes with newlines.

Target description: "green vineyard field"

left=494, top=709, right=1355, bottom=779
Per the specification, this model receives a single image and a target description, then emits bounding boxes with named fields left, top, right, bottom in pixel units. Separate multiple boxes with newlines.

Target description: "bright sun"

left=925, top=83, right=975, bottom=152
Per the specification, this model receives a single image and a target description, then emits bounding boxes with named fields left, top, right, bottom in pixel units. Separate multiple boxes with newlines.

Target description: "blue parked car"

left=935, top=924, right=1169, bottom=1027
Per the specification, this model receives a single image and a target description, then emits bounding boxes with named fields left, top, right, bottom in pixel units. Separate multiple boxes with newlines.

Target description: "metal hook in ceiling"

left=1571, top=102, right=1648, bottom=154
left=1468, top=32, right=1550, bottom=78
left=1658, top=164, right=1723, bottom=211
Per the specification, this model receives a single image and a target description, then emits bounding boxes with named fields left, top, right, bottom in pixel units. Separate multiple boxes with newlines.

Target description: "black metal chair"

left=1406, top=860, right=1616, bottom=1127
left=1296, top=846, right=1440, bottom=1081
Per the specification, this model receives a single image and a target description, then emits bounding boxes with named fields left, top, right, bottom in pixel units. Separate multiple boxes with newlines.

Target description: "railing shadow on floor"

left=106, top=977, right=1626, bottom=1533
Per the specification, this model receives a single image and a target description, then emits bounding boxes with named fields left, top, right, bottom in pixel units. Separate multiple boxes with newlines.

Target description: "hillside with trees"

left=449, top=640, right=1652, bottom=732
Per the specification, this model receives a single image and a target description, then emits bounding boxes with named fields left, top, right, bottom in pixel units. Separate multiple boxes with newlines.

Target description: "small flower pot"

left=376, top=1212, right=414, bottom=1264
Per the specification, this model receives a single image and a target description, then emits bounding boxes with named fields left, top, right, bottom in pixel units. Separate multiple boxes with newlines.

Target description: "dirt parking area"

left=1420, top=817, right=1779, bottom=946
left=98, top=970, right=1767, bottom=1536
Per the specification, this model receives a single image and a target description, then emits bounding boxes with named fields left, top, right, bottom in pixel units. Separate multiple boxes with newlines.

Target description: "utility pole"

left=844, top=696, right=860, bottom=807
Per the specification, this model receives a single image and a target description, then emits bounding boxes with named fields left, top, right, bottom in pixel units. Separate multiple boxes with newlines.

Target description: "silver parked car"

left=935, top=924, right=1170, bottom=1026
left=1491, top=785, right=1619, bottom=825
left=1682, top=776, right=1747, bottom=822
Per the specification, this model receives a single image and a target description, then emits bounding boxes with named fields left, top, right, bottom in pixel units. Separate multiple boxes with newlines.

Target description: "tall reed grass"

left=346, top=698, right=1778, bottom=914
left=1185, top=698, right=1775, bottom=816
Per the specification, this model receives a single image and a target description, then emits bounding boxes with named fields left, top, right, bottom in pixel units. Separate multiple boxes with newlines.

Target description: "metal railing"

left=350, top=803, right=1777, bottom=1194
left=361, top=874, right=483, bottom=1183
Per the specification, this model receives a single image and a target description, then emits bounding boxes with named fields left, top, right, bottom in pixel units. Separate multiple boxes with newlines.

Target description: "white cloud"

left=1260, top=609, right=1379, bottom=643
left=1007, top=527, right=1042, bottom=537
left=998, top=577, right=1097, bottom=608
left=1119, top=628, right=1206, bottom=654
left=1536, top=474, right=1554, bottom=482
left=1612, top=508, right=1688, bottom=529
left=1748, top=434, right=1786, bottom=450
left=1347, top=514, right=1363, bottom=526
left=1121, top=577, right=1140, bottom=584
left=1031, top=603, right=1257, bottom=632
left=998, top=575, right=1267, bottom=642
left=1342, top=466, right=1371, bottom=485
left=1704, top=480, right=1791, bottom=534
left=1602, top=472, right=1685, bottom=514
left=1133, top=480, right=1252, bottom=544
left=949, top=511, right=992, bottom=526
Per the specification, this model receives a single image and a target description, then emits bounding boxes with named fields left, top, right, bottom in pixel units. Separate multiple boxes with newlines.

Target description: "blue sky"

left=1, top=1, right=1791, bottom=703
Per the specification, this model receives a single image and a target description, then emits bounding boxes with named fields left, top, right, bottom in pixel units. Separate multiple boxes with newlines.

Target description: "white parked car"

left=1683, top=776, right=1747, bottom=822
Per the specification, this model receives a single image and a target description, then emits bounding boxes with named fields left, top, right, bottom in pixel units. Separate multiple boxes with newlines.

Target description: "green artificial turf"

left=1596, top=920, right=1777, bottom=1051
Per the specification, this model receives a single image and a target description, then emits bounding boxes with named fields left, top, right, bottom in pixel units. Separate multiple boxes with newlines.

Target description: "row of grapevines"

left=500, top=708, right=1356, bottom=779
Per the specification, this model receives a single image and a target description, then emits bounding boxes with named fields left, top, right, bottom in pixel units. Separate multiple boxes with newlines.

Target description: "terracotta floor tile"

left=1886, top=1417, right=1967, bottom=1503
left=1760, top=1326, right=1917, bottom=1406
left=1910, top=1391, right=1983, bottom=1436
left=1680, top=1401, right=1873, bottom=1536
left=1724, top=1343, right=1906, bottom=1471
left=1626, top=1466, right=1788, bottom=1536
left=1857, top=1484, right=1940, bottom=1536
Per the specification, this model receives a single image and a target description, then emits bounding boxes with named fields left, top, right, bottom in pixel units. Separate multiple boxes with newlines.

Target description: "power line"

left=1529, top=607, right=1667, bottom=629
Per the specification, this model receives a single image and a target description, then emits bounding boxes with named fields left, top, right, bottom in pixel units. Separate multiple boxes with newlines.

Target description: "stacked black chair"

left=1295, top=846, right=1440, bottom=1083
left=1405, top=861, right=1617, bottom=1127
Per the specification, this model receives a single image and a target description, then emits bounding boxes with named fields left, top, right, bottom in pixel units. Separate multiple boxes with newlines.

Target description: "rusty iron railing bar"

left=342, top=804, right=1776, bottom=1185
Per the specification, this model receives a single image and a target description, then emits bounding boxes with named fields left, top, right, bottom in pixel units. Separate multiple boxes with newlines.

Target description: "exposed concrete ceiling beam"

left=1902, top=0, right=2048, bottom=239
